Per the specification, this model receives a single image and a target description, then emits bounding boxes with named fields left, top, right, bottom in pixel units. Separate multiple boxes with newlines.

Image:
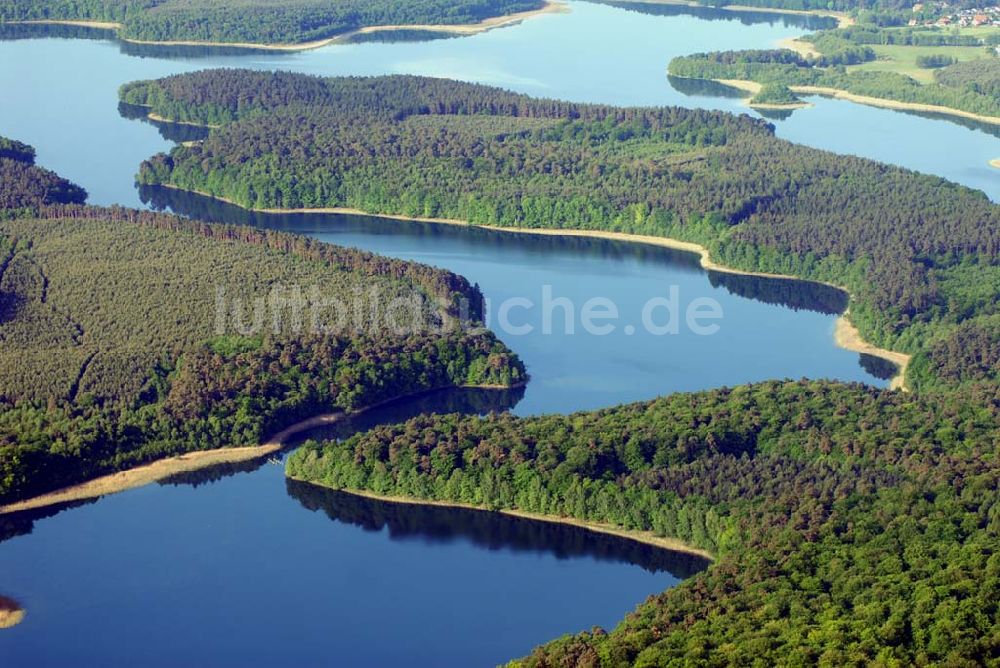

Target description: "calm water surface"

left=0, top=2, right=983, bottom=664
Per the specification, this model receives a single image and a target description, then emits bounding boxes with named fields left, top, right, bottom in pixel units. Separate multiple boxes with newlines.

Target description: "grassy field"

left=846, top=26, right=997, bottom=83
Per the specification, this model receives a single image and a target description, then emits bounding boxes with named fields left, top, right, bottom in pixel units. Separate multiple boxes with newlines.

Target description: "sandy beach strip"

left=289, top=479, right=715, bottom=560
left=0, top=413, right=348, bottom=516
left=6, top=1, right=567, bottom=52
left=0, top=596, right=26, bottom=629
left=834, top=314, right=910, bottom=391
left=790, top=86, right=1000, bottom=126
left=776, top=36, right=819, bottom=58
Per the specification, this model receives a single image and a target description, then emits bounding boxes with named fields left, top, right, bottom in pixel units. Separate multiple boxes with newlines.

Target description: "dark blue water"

left=140, top=186, right=878, bottom=416
left=0, top=1, right=981, bottom=664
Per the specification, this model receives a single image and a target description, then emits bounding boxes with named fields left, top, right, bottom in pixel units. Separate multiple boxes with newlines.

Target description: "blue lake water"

left=0, top=1, right=990, bottom=664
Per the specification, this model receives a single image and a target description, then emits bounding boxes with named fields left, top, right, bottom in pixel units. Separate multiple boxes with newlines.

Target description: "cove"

left=141, top=185, right=885, bottom=416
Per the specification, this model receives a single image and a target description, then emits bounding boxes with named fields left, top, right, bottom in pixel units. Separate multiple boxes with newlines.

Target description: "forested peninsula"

left=123, top=70, right=1000, bottom=390
left=0, top=138, right=525, bottom=506
left=0, top=0, right=548, bottom=47
left=669, top=24, right=1000, bottom=121
left=289, top=378, right=1000, bottom=665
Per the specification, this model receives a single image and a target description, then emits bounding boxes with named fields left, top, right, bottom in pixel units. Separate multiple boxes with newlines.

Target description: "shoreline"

left=6, top=19, right=121, bottom=30
left=609, top=0, right=852, bottom=27
left=791, top=85, right=1000, bottom=126
left=289, top=478, right=715, bottom=561
left=714, top=78, right=812, bottom=109
left=157, top=183, right=910, bottom=388
left=676, top=75, right=1000, bottom=125
left=775, top=35, right=818, bottom=58
left=991, top=158, right=1000, bottom=169
left=0, top=596, right=25, bottom=630
left=834, top=314, right=910, bottom=391
left=147, top=112, right=219, bottom=129
left=4, top=1, right=566, bottom=52
left=0, top=383, right=518, bottom=516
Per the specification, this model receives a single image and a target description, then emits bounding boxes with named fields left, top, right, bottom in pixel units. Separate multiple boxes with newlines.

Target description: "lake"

left=0, top=1, right=989, bottom=664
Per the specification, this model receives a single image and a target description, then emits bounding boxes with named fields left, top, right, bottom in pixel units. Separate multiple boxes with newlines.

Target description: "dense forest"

left=935, top=58, right=1000, bottom=99
left=288, top=378, right=1000, bottom=665
left=0, top=0, right=544, bottom=45
left=0, top=142, right=524, bottom=503
left=122, top=71, right=1000, bottom=384
left=0, top=135, right=86, bottom=210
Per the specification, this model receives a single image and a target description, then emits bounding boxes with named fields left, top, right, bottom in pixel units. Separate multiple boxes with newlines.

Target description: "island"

left=669, top=22, right=1000, bottom=123
left=0, top=0, right=559, bottom=49
left=121, top=70, right=1000, bottom=391
left=0, top=138, right=525, bottom=508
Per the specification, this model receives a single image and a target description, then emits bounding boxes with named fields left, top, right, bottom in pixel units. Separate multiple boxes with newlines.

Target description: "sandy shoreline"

left=610, top=0, right=852, bottom=27
left=713, top=78, right=811, bottom=109
left=290, top=478, right=715, bottom=560
left=834, top=314, right=910, bottom=391
left=156, top=183, right=909, bottom=387
left=0, top=382, right=523, bottom=515
left=775, top=36, right=818, bottom=58
left=147, top=112, right=219, bottom=129
left=791, top=86, right=1000, bottom=126
left=679, top=75, right=1000, bottom=125
left=0, top=596, right=25, bottom=630
left=8, top=19, right=121, bottom=30
left=991, top=158, right=1000, bottom=169
left=0, top=414, right=340, bottom=516
left=5, top=1, right=566, bottom=52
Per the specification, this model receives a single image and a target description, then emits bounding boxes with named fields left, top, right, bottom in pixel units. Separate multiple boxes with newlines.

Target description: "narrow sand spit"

left=0, top=414, right=343, bottom=515
left=0, top=596, right=25, bottom=629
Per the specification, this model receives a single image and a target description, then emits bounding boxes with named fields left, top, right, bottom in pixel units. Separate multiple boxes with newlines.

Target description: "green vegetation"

left=0, top=135, right=86, bottom=210
left=0, top=140, right=524, bottom=503
left=122, top=70, right=1000, bottom=386
left=749, top=82, right=803, bottom=105
left=289, top=378, right=1000, bottom=665
left=935, top=57, right=1000, bottom=97
left=669, top=33, right=1000, bottom=118
left=915, top=53, right=958, bottom=68
left=0, top=136, right=35, bottom=163
left=0, top=0, right=543, bottom=45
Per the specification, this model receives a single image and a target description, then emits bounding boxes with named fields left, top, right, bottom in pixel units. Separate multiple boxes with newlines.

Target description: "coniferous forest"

left=122, top=71, right=1000, bottom=387
left=0, top=0, right=544, bottom=45
left=0, top=140, right=525, bottom=503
